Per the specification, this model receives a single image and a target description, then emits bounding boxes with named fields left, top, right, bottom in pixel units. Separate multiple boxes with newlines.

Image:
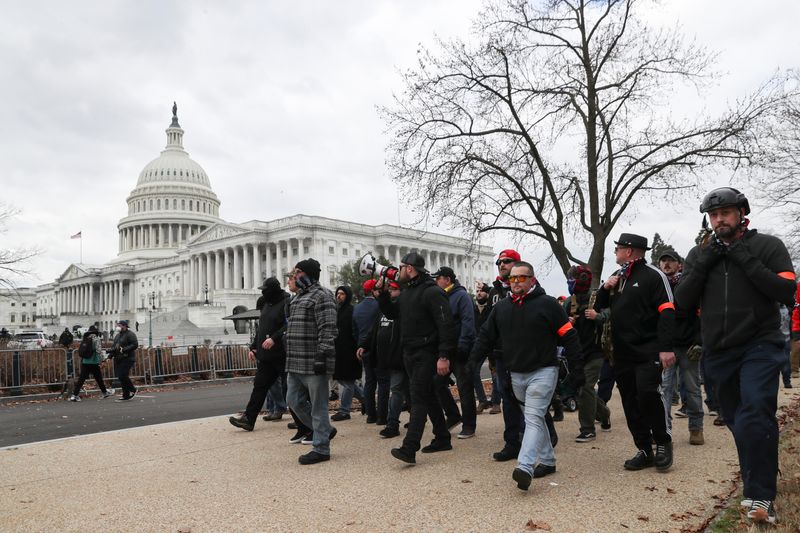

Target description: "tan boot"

left=689, top=429, right=704, bottom=445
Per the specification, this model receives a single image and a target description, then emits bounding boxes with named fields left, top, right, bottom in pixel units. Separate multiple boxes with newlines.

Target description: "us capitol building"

left=4, top=105, right=495, bottom=342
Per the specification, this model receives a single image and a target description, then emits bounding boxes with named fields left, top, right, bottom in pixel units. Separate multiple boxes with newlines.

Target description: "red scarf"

left=510, top=285, right=537, bottom=306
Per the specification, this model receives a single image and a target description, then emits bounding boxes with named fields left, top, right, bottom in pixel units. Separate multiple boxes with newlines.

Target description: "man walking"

left=471, top=261, right=584, bottom=491
left=110, top=320, right=138, bottom=401
left=676, top=187, right=795, bottom=524
left=656, top=248, right=704, bottom=445
left=594, top=233, right=676, bottom=472
left=377, top=252, right=456, bottom=464
left=285, top=259, right=338, bottom=465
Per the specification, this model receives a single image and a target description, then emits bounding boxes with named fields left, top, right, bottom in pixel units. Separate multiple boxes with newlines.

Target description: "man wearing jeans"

left=284, top=259, right=338, bottom=465
left=676, top=187, right=796, bottom=524
left=656, top=248, right=704, bottom=445
left=471, top=261, right=584, bottom=492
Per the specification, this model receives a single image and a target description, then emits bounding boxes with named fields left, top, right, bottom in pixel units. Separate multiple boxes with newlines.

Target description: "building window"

left=342, top=248, right=348, bottom=256
left=149, top=199, right=153, bottom=210
left=303, top=245, right=309, bottom=254
left=281, top=249, right=287, bottom=258
left=328, top=246, right=334, bottom=255
left=157, top=199, right=161, bottom=210
left=21, top=302, right=26, bottom=307
left=182, top=199, right=186, bottom=210
left=32, top=303, right=36, bottom=307
left=173, top=199, right=177, bottom=209
left=330, top=273, right=336, bottom=285
left=292, top=247, right=298, bottom=256
left=21, top=313, right=27, bottom=323
left=9, top=314, right=15, bottom=323
left=355, top=249, right=360, bottom=257
left=10, top=302, right=15, bottom=307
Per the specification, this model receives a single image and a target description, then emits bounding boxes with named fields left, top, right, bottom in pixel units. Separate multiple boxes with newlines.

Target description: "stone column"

left=233, top=246, right=241, bottom=289
left=265, top=244, right=273, bottom=279
left=275, top=241, right=283, bottom=280
left=252, top=244, right=260, bottom=288
left=119, top=280, right=124, bottom=312
left=206, top=252, right=213, bottom=293
left=215, top=251, right=222, bottom=291
left=222, top=249, right=230, bottom=288
left=242, top=245, right=251, bottom=289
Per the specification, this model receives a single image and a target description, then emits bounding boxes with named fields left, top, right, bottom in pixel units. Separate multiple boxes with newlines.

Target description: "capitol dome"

left=111, top=103, right=222, bottom=264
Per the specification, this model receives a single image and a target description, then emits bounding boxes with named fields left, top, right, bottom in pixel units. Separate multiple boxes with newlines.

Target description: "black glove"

left=694, top=242, right=722, bottom=273
left=566, top=369, right=586, bottom=389
left=313, top=357, right=327, bottom=375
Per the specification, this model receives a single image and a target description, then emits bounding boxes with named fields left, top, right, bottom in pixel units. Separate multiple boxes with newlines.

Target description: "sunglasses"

left=508, top=274, right=532, bottom=283
left=495, top=258, right=515, bottom=266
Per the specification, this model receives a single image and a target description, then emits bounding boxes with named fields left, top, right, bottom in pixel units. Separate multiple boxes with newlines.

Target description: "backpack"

left=78, top=336, right=94, bottom=359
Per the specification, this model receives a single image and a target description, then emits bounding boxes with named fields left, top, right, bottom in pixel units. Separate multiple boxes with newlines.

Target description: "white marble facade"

left=28, top=107, right=495, bottom=334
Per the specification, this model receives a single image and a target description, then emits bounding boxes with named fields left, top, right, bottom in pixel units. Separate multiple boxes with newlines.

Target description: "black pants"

left=401, top=349, right=450, bottom=453
left=614, top=358, right=670, bottom=451
left=434, top=357, right=477, bottom=431
left=74, top=363, right=107, bottom=395
left=244, top=360, right=282, bottom=425
left=114, top=357, right=136, bottom=397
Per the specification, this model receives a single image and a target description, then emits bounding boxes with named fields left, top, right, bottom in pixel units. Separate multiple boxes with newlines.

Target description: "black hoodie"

left=334, top=286, right=362, bottom=380
left=251, top=288, right=288, bottom=367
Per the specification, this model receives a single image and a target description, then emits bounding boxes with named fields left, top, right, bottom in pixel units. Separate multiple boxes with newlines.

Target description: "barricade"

left=212, top=344, right=256, bottom=378
left=147, top=345, right=213, bottom=381
left=0, top=348, right=69, bottom=395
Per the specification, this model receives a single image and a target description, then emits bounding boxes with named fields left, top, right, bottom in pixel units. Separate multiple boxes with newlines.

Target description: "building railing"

left=0, top=345, right=257, bottom=397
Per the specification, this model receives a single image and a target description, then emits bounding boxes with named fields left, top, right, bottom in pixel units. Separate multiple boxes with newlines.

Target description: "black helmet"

left=699, top=187, right=750, bottom=215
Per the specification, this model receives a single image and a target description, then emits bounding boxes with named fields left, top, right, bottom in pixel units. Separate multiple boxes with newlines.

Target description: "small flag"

left=70, top=231, right=82, bottom=239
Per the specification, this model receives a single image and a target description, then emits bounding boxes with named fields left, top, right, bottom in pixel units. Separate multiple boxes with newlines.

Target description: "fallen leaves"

left=524, top=519, right=551, bottom=531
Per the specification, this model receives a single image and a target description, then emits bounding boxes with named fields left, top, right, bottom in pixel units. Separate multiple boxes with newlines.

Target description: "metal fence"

left=0, top=344, right=258, bottom=397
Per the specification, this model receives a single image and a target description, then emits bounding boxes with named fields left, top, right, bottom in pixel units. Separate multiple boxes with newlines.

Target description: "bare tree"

left=0, top=202, right=40, bottom=290
left=383, top=0, right=787, bottom=281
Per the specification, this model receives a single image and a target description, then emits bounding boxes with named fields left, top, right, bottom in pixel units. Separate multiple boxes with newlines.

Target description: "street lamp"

left=203, top=283, right=209, bottom=305
left=148, top=291, right=156, bottom=347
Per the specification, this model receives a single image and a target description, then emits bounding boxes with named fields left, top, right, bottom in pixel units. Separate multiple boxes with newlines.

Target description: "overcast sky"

left=1, top=0, right=798, bottom=296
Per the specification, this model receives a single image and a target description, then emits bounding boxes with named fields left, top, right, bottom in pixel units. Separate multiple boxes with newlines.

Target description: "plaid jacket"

left=285, top=282, right=338, bottom=374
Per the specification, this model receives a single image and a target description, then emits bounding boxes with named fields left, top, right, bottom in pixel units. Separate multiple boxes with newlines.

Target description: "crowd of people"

left=225, top=186, right=797, bottom=526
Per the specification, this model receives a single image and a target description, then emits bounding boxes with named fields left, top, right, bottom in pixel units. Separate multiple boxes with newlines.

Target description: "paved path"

left=1, top=385, right=797, bottom=532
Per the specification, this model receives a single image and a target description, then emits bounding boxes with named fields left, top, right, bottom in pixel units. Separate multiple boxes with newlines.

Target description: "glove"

left=566, top=369, right=586, bottom=389
left=694, top=242, right=722, bottom=273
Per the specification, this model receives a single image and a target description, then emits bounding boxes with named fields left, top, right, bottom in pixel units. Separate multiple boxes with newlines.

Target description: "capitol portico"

left=18, top=105, right=495, bottom=343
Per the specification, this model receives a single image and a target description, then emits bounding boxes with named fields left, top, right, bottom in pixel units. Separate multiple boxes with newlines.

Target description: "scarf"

left=619, top=258, right=645, bottom=280
left=510, top=285, right=536, bottom=306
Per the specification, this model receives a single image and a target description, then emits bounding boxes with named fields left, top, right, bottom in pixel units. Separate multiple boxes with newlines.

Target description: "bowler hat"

left=614, top=233, right=650, bottom=250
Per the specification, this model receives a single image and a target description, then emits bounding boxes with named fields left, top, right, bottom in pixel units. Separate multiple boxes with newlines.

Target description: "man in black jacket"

left=377, top=252, right=456, bottom=464
left=110, top=320, right=139, bottom=401
left=676, top=188, right=796, bottom=524
left=595, top=233, right=676, bottom=472
left=471, top=261, right=584, bottom=491
left=229, top=278, right=288, bottom=432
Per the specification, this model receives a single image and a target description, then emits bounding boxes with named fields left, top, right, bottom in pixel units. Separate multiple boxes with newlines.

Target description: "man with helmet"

left=676, top=187, right=796, bottom=525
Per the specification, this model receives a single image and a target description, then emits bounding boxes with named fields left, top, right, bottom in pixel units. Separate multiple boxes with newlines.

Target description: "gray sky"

left=1, top=0, right=798, bottom=297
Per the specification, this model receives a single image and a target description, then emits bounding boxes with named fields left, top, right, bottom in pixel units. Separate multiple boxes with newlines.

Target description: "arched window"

left=9, top=313, right=15, bottom=323
left=182, top=199, right=186, bottom=209
left=149, top=199, right=153, bottom=210
left=157, top=199, right=161, bottom=210
left=173, top=199, right=177, bottom=209
left=189, top=200, right=193, bottom=211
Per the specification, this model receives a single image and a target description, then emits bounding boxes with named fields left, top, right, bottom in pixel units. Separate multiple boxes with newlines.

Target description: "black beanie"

left=295, top=258, right=321, bottom=281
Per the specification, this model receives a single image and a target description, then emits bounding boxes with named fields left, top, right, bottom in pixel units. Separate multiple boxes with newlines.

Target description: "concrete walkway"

left=1, top=386, right=797, bottom=532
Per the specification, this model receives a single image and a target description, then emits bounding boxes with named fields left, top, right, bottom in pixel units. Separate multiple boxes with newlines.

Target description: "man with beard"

left=377, top=252, right=456, bottom=464
left=471, top=261, right=584, bottom=491
left=594, top=233, right=676, bottom=472
left=332, top=285, right=363, bottom=421
left=676, top=187, right=795, bottom=524
left=657, top=248, right=704, bottom=446
left=229, top=278, right=288, bottom=432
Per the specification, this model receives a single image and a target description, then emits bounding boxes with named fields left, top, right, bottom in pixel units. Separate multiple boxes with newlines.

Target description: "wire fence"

left=0, top=344, right=257, bottom=397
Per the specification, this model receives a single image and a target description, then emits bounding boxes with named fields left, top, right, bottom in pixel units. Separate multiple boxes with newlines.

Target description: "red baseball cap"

left=363, top=279, right=377, bottom=293
left=387, top=280, right=401, bottom=290
left=498, top=249, right=521, bottom=262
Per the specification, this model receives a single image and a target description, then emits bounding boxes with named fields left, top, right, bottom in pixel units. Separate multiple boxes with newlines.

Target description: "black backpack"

left=78, top=336, right=94, bottom=359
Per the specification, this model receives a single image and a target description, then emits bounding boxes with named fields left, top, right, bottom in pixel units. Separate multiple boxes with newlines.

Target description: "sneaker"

left=379, top=426, right=400, bottom=438
left=624, top=450, right=654, bottom=471
left=229, top=415, right=254, bottom=431
left=575, top=431, right=596, bottom=443
left=740, top=498, right=753, bottom=509
left=421, top=439, right=452, bottom=453
left=301, top=433, right=314, bottom=445
left=263, top=411, right=285, bottom=421
left=492, top=445, right=520, bottom=462
left=68, top=395, right=81, bottom=402
left=689, top=429, right=705, bottom=445
left=331, top=412, right=351, bottom=422
left=784, top=381, right=793, bottom=389
left=457, top=428, right=475, bottom=439
left=747, top=500, right=776, bottom=524
left=445, top=416, right=462, bottom=430
left=532, top=464, right=556, bottom=478
left=298, top=451, right=330, bottom=465
left=654, top=442, right=673, bottom=471
left=328, top=390, right=339, bottom=401
left=115, top=396, right=133, bottom=402
left=512, top=468, right=532, bottom=491
left=476, top=400, right=491, bottom=414
left=489, top=404, right=501, bottom=415
left=365, top=415, right=377, bottom=424
left=129, top=390, right=137, bottom=399
left=287, top=422, right=298, bottom=430
left=600, top=418, right=611, bottom=432
left=391, top=447, right=416, bottom=464
left=551, top=409, right=564, bottom=422
left=713, top=414, right=726, bottom=426
left=674, top=406, right=688, bottom=418
left=102, top=388, right=115, bottom=398
left=289, top=430, right=307, bottom=444
left=707, top=409, right=718, bottom=416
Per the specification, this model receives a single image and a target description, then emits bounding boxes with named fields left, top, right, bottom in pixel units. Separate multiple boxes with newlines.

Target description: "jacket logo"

left=632, top=282, right=639, bottom=287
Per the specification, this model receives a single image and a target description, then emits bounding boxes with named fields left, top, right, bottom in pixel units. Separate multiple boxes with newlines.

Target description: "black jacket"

left=366, top=311, right=404, bottom=371
left=377, top=274, right=456, bottom=359
left=594, top=260, right=675, bottom=362
left=251, top=291, right=288, bottom=368
left=676, top=229, right=795, bottom=353
left=487, top=278, right=511, bottom=357
left=563, top=291, right=604, bottom=361
left=334, top=286, right=362, bottom=380
left=471, top=284, right=583, bottom=375
left=667, top=276, right=700, bottom=348
left=112, top=329, right=138, bottom=359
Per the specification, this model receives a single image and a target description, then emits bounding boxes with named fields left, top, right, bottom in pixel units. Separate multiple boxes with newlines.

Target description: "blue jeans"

left=495, top=356, right=524, bottom=448
left=337, top=379, right=364, bottom=415
left=661, top=347, right=703, bottom=431
left=287, top=372, right=334, bottom=456
left=388, top=370, right=409, bottom=429
left=704, top=342, right=784, bottom=500
left=511, top=366, right=559, bottom=475
left=266, top=373, right=287, bottom=414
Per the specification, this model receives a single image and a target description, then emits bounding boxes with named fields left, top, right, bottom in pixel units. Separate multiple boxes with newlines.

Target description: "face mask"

left=115, top=326, right=122, bottom=333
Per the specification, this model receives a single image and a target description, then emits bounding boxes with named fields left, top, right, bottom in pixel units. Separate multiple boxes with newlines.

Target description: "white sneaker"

left=102, top=388, right=115, bottom=398
left=68, top=395, right=81, bottom=402
left=740, top=498, right=753, bottom=508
